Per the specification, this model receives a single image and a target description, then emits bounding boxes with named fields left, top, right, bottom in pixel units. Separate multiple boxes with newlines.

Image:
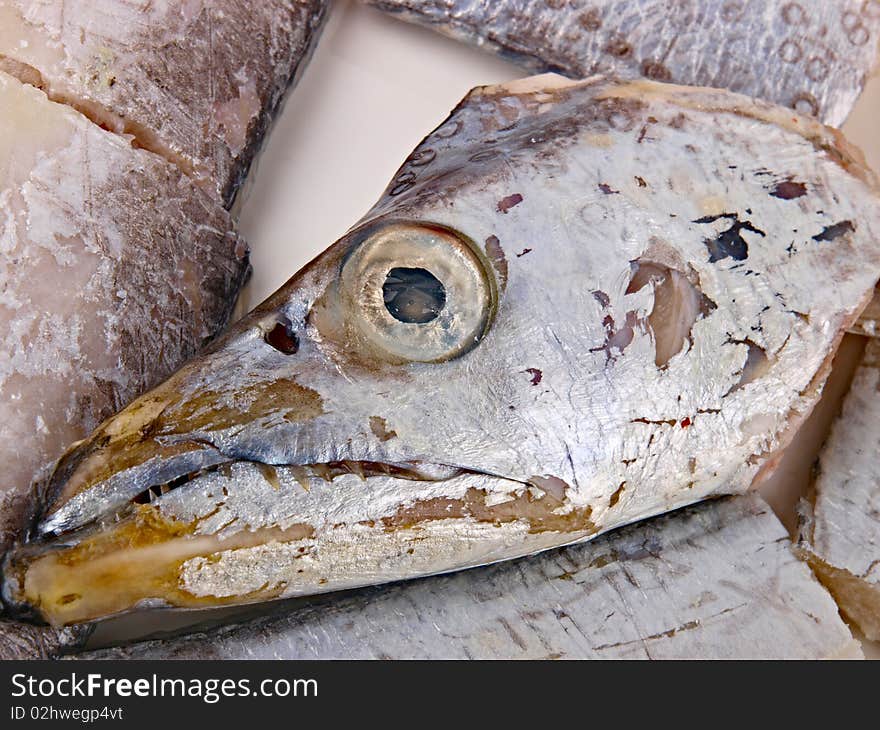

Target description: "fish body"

left=366, top=0, right=880, bottom=127
left=798, top=338, right=880, bottom=640
left=6, top=75, right=880, bottom=626
left=79, top=496, right=861, bottom=659
left=0, top=0, right=329, bottom=207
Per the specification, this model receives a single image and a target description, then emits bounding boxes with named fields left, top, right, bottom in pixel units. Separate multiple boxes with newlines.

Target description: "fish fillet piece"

left=0, top=0, right=328, bottom=207
left=8, top=75, right=880, bottom=626
left=0, top=71, right=249, bottom=565
left=77, top=496, right=860, bottom=659
left=366, top=0, right=880, bottom=126
left=798, top=338, right=880, bottom=640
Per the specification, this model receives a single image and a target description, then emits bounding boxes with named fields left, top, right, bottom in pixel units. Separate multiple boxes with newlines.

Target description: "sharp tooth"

left=290, top=466, right=310, bottom=492
left=159, top=484, right=171, bottom=495
left=148, top=488, right=159, bottom=502
left=345, top=460, right=365, bottom=480
left=312, top=464, right=331, bottom=482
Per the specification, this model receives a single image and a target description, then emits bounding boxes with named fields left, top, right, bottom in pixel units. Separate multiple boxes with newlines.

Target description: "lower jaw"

left=4, top=465, right=586, bottom=626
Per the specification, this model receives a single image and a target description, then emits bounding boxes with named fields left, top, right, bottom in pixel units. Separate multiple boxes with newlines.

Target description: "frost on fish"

left=6, top=75, right=880, bottom=626
left=0, top=618, right=86, bottom=661
left=366, top=0, right=880, bottom=127
left=77, top=496, right=860, bottom=659
left=0, top=71, right=248, bottom=581
left=852, top=286, right=880, bottom=337
left=0, top=0, right=328, bottom=207
left=798, top=338, right=880, bottom=641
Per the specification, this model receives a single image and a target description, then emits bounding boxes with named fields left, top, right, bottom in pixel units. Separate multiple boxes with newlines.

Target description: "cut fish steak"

left=0, top=71, right=248, bottom=654
left=0, top=0, right=329, bottom=207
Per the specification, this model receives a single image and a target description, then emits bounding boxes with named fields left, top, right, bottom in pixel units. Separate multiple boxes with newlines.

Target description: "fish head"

left=5, top=75, right=880, bottom=625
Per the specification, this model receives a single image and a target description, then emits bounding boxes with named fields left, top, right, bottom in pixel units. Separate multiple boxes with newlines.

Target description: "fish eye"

left=382, top=267, right=447, bottom=324
left=340, top=221, right=495, bottom=362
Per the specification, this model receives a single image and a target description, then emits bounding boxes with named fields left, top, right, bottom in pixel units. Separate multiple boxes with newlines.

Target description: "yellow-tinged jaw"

left=7, top=506, right=314, bottom=626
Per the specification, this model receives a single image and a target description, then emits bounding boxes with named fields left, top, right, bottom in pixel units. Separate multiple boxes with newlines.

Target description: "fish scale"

left=366, top=0, right=880, bottom=126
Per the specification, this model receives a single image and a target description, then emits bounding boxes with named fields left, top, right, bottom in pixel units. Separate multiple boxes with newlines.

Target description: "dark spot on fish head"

left=484, top=235, right=508, bottom=291
left=369, top=416, right=397, bottom=442
left=497, top=193, right=523, bottom=213
left=695, top=213, right=766, bottom=263
left=516, top=248, right=532, bottom=258
left=592, top=290, right=610, bottom=308
left=598, top=182, right=619, bottom=195
left=640, top=59, right=673, bottom=81
left=635, top=176, right=647, bottom=187
left=812, top=220, right=855, bottom=242
left=605, top=35, right=632, bottom=58
left=770, top=179, right=807, bottom=199
left=265, top=319, right=299, bottom=355
left=524, top=368, right=543, bottom=386
left=680, top=417, right=691, bottom=428
left=579, top=8, right=602, bottom=30
left=609, top=482, right=626, bottom=508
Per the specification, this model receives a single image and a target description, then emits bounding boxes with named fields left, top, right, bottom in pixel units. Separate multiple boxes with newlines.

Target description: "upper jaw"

left=37, top=448, right=476, bottom=543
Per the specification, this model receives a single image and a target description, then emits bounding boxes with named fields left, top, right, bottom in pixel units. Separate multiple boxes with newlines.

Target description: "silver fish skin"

left=6, top=75, right=880, bottom=627
left=0, top=0, right=329, bottom=208
left=798, top=338, right=880, bottom=640
left=77, top=496, right=861, bottom=660
left=366, top=0, right=880, bottom=127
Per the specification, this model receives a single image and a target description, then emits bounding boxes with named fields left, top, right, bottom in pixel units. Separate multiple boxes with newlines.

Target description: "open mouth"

left=129, top=459, right=467, bottom=510
left=33, top=456, right=489, bottom=543
left=4, top=453, right=547, bottom=627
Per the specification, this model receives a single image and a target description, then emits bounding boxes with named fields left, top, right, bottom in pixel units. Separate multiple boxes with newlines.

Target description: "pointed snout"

left=1, top=293, right=341, bottom=624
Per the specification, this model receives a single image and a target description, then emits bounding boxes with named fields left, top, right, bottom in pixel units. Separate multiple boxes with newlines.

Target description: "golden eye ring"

left=340, top=221, right=496, bottom=363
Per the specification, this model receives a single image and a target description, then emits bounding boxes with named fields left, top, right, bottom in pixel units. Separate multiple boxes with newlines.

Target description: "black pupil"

left=382, top=267, right=446, bottom=324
